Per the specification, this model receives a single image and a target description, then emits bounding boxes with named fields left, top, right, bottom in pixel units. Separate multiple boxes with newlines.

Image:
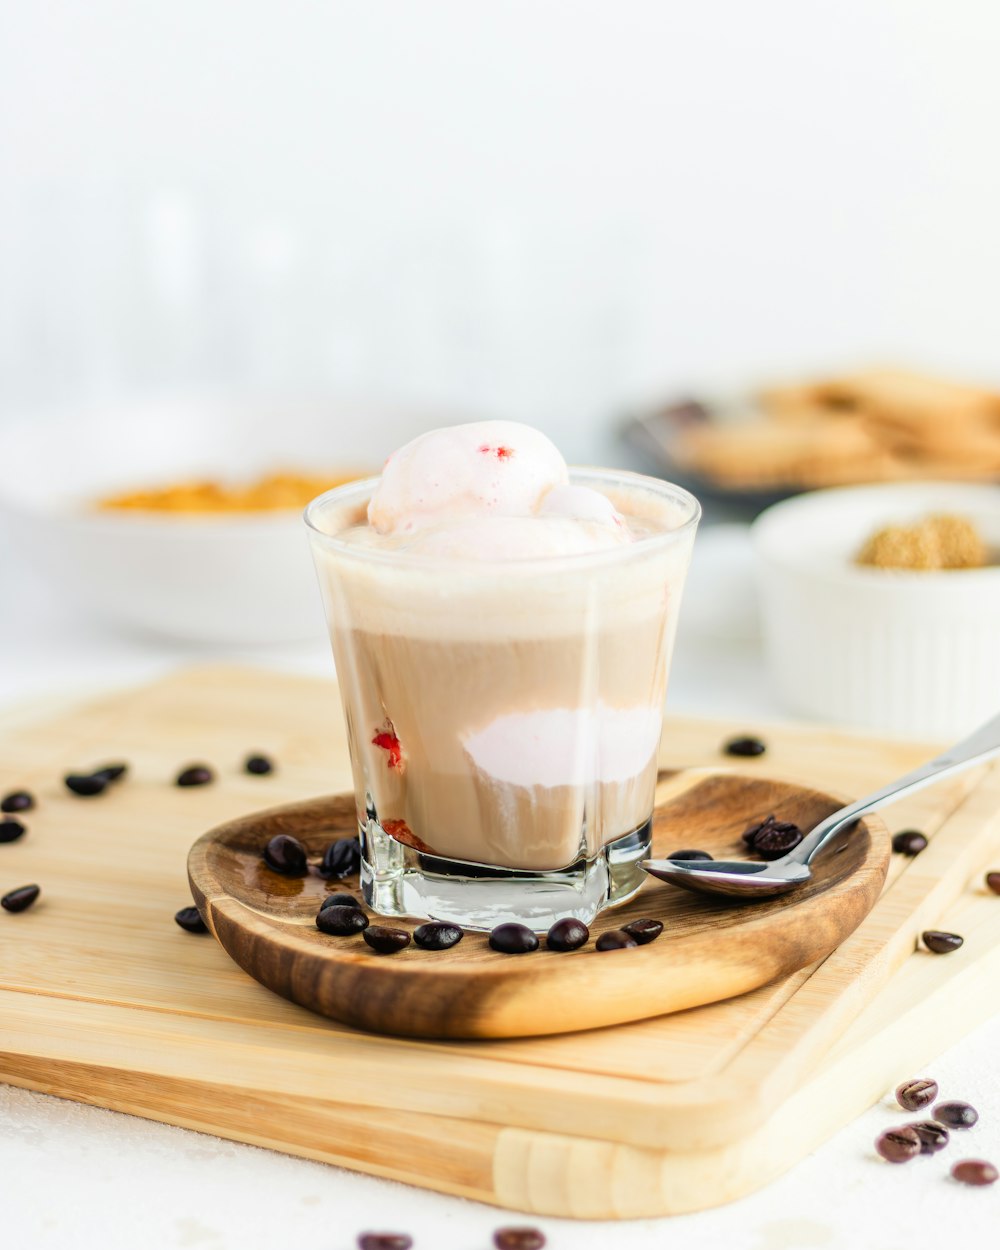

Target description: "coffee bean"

left=0, top=817, right=27, bottom=843
left=262, top=833, right=308, bottom=876
left=668, top=849, right=714, bottom=861
left=934, top=1101, right=979, bottom=1129
left=922, top=930, right=964, bottom=954
left=64, top=773, right=107, bottom=797
left=742, top=814, right=800, bottom=850
left=1, top=884, right=40, bottom=913
left=489, top=923, right=539, bottom=954
left=952, top=1159, right=998, bottom=1186
left=320, top=892, right=360, bottom=911
left=909, top=1121, right=949, bottom=1154
left=413, top=921, right=464, bottom=950
left=176, top=765, right=214, bottom=787
left=595, top=929, right=638, bottom=951
left=319, top=837, right=361, bottom=879
left=316, top=905, right=369, bottom=935
left=875, top=1126, right=922, bottom=1163
left=357, top=1234, right=413, bottom=1250
left=896, top=1078, right=938, bottom=1112
left=724, top=735, right=767, bottom=757
left=545, top=917, right=589, bottom=952
left=892, top=830, right=928, bottom=856
left=1, top=790, right=34, bottom=813
left=244, top=754, right=274, bottom=776
left=986, top=872, right=1000, bottom=895
left=363, top=924, right=411, bottom=954
left=753, top=822, right=804, bottom=860
left=622, top=918, right=664, bottom=945
left=174, top=906, right=207, bottom=933
left=90, top=763, right=128, bottom=784
left=493, top=1228, right=547, bottom=1250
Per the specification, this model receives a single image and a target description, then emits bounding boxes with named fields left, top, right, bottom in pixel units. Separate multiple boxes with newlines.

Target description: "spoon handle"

left=791, top=709, right=1000, bottom=866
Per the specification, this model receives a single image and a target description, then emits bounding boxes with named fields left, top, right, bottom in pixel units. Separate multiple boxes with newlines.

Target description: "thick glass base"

left=359, top=815, right=652, bottom=932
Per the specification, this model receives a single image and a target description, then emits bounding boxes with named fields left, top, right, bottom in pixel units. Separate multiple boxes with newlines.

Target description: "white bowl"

left=0, top=395, right=427, bottom=644
left=752, top=482, right=1000, bottom=737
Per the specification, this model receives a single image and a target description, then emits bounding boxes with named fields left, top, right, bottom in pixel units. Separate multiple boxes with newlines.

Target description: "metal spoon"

left=641, top=709, right=1000, bottom=900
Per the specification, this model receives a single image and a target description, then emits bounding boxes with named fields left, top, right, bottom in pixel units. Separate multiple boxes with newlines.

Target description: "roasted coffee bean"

left=0, top=817, right=27, bottom=843
left=1, top=884, right=40, bottom=913
left=1, top=790, right=34, bottom=813
left=934, top=1101, right=979, bottom=1129
left=909, top=1121, right=950, bottom=1154
left=875, top=1126, right=922, bottom=1163
left=320, top=892, right=360, bottom=911
left=489, top=923, right=539, bottom=954
left=622, top=918, right=664, bottom=945
left=357, top=1234, right=413, bottom=1250
left=986, top=872, right=1000, bottom=895
left=90, top=763, right=128, bottom=784
left=896, top=1078, right=938, bottom=1112
left=952, top=1159, right=998, bottom=1186
left=363, top=924, right=411, bottom=954
left=545, top=917, right=589, bottom=952
left=595, top=929, right=638, bottom=951
left=493, top=1228, right=547, bottom=1250
left=742, top=814, right=800, bottom=849
left=319, top=837, right=362, bottom=879
left=892, top=829, right=928, bottom=856
left=413, top=921, right=464, bottom=950
left=668, top=849, right=714, bottom=861
left=64, top=773, right=107, bottom=797
left=753, top=822, right=804, bottom=860
left=724, top=735, right=767, bottom=758
left=262, top=833, right=308, bottom=876
left=922, top=930, right=964, bottom=954
left=176, top=765, right=214, bottom=788
left=244, top=754, right=274, bottom=775
left=174, top=906, right=207, bottom=933
left=316, top=905, right=369, bottom=935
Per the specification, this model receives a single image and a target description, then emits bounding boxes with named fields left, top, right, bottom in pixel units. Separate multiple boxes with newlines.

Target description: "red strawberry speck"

left=372, top=721, right=404, bottom=771
left=477, top=444, right=515, bottom=460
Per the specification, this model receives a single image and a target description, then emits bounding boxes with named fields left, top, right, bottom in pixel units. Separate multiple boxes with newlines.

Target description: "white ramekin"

left=752, top=482, right=1000, bottom=738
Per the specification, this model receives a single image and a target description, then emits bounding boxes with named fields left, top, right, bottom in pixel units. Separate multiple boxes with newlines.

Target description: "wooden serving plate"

left=188, top=770, right=889, bottom=1038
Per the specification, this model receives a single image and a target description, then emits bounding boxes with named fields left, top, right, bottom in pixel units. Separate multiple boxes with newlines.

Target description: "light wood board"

left=1, top=667, right=999, bottom=1217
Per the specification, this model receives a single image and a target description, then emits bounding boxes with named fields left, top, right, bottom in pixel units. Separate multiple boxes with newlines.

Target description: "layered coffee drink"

left=306, top=421, right=699, bottom=929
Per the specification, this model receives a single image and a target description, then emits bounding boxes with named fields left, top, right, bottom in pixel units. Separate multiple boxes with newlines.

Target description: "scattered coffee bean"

left=413, top=921, right=464, bottom=950
left=244, top=754, right=274, bottom=776
left=892, top=830, right=928, bottom=856
left=1, top=884, right=40, bottom=913
left=90, top=763, right=128, bottom=784
left=64, top=773, right=107, bottom=797
left=320, top=892, right=361, bottom=911
left=176, top=765, right=214, bottom=788
left=668, top=849, right=714, bottom=861
left=320, top=837, right=362, bottom=879
left=724, top=735, right=767, bottom=758
left=909, top=1121, right=950, bottom=1154
left=952, top=1159, right=998, bottom=1186
left=316, top=905, right=369, bottom=935
left=1, top=790, right=34, bottom=813
left=489, top=923, right=539, bottom=954
left=363, top=924, right=411, bottom=954
left=986, top=872, right=1000, bottom=896
left=922, top=930, right=964, bottom=955
left=622, top=918, right=664, bottom=945
left=493, top=1228, right=547, bottom=1250
left=357, top=1234, right=413, bottom=1250
left=934, top=1101, right=979, bottom=1129
left=875, top=1126, right=922, bottom=1163
left=0, top=817, right=27, bottom=843
left=262, top=833, right=308, bottom=876
left=174, top=906, right=207, bottom=933
left=896, top=1078, right=938, bottom=1112
left=753, top=821, right=804, bottom=860
left=595, top=929, right=638, bottom=951
left=742, top=814, right=801, bottom=854
left=545, top=917, right=589, bottom=952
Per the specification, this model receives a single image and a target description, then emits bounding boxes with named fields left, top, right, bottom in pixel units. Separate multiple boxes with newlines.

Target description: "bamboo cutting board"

left=2, top=667, right=1000, bottom=1218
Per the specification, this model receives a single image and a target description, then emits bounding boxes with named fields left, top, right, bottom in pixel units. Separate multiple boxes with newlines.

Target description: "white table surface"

left=2, top=552, right=999, bottom=1250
